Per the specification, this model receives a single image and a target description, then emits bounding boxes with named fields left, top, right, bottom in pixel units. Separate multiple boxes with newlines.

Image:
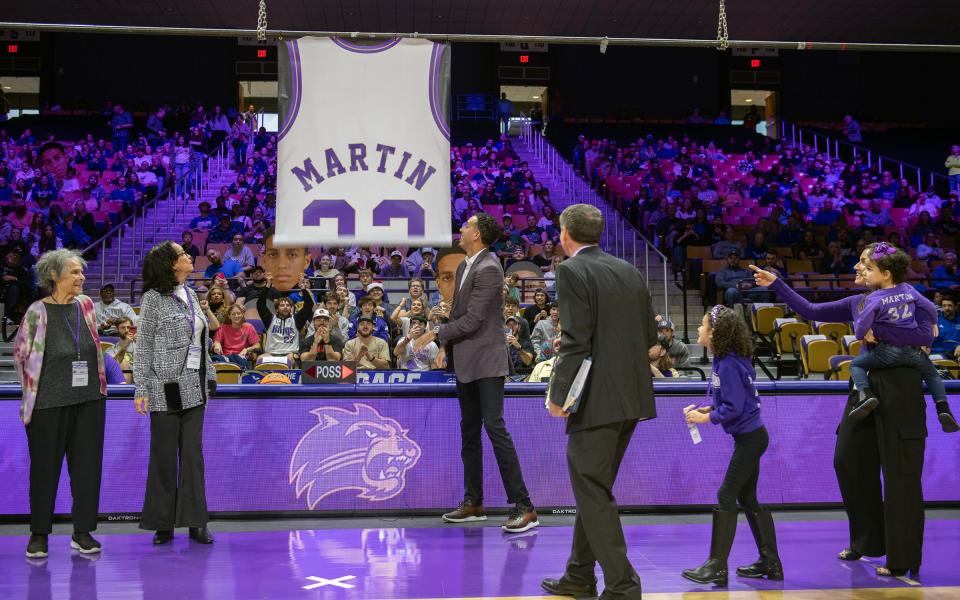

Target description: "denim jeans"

left=174, top=162, right=191, bottom=199
left=211, top=354, right=251, bottom=370
left=851, top=342, right=946, bottom=401
left=950, top=174, right=960, bottom=195
left=724, top=286, right=774, bottom=307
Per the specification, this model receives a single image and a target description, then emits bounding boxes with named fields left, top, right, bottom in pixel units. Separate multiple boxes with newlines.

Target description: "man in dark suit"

left=415, top=213, right=538, bottom=533
left=542, top=204, right=658, bottom=600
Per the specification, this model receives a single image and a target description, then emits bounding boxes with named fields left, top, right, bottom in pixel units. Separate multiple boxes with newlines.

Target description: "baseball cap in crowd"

left=506, top=315, right=520, bottom=324
left=657, top=318, right=675, bottom=331
left=357, top=315, right=375, bottom=324
left=727, top=249, right=741, bottom=258
left=503, top=214, right=512, bottom=221
left=420, top=247, right=436, bottom=256
left=390, top=250, right=403, bottom=258
left=312, top=308, right=331, bottom=320
left=366, top=282, right=384, bottom=291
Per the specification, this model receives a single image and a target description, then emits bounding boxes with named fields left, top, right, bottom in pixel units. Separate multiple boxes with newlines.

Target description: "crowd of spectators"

left=0, top=102, right=271, bottom=325
left=569, top=129, right=960, bottom=308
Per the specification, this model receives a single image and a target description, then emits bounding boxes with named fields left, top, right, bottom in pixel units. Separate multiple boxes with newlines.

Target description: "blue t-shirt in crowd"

left=204, top=259, right=245, bottom=280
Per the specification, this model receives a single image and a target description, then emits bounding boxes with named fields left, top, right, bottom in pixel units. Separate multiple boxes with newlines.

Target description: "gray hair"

left=559, top=204, right=604, bottom=245
left=36, top=249, right=87, bottom=292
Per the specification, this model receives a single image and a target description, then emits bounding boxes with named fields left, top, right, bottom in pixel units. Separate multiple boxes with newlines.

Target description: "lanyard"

left=62, top=301, right=82, bottom=361
left=179, top=288, right=197, bottom=340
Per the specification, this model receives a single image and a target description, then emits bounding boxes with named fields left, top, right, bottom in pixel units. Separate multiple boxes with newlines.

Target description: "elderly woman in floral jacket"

left=14, top=249, right=107, bottom=559
left=133, top=241, right=217, bottom=546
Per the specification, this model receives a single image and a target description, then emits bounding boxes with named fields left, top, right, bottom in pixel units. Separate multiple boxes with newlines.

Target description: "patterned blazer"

left=133, top=287, right=215, bottom=412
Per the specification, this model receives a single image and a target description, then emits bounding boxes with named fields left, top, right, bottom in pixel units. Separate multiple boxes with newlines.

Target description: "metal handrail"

left=81, top=138, right=230, bottom=288
left=780, top=120, right=951, bottom=193
left=517, top=120, right=674, bottom=321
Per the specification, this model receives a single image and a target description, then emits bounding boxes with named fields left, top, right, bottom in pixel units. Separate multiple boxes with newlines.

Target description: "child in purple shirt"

left=847, top=243, right=957, bottom=431
left=683, top=305, right=782, bottom=585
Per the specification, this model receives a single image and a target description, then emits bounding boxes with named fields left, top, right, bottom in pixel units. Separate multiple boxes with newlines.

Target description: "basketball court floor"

left=1, top=511, right=958, bottom=599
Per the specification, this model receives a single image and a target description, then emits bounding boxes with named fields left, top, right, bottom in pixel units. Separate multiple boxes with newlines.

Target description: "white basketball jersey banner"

left=276, top=37, right=451, bottom=247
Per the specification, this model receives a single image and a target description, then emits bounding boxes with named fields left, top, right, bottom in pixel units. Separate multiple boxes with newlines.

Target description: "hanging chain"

left=257, top=0, right=268, bottom=42
left=716, top=0, right=729, bottom=51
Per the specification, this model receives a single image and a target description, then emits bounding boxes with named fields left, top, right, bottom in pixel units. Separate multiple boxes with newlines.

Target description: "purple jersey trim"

left=429, top=43, right=451, bottom=141
left=331, top=37, right=402, bottom=53
left=277, top=39, right=302, bottom=142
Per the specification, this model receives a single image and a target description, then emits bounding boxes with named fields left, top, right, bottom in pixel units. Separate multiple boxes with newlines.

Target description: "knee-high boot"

left=736, top=509, right=784, bottom=580
left=682, top=510, right=739, bottom=586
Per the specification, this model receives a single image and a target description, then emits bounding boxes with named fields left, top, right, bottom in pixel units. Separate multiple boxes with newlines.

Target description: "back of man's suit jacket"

left=548, top=246, right=659, bottom=433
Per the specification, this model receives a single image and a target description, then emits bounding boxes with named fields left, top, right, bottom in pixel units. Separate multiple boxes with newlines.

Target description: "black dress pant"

left=457, top=377, right=531, bottom=506
left=834, top=366, right=926, bottom=571
left=26, top=398, right=106, bottom=535
left=565, top=420, right=642, bottom=600
left=140, top=405, right=208, bottom=530
left=717, top=426, right=769, bottom=512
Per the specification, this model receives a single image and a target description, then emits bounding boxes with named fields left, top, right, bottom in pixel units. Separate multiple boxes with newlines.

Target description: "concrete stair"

left=82, top=158, right=237, bottom=300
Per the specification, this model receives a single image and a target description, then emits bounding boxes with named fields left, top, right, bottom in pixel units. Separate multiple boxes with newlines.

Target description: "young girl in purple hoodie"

left=845, top=242, right=957, bottom=431
left=683, top=305, right=782, bottom=586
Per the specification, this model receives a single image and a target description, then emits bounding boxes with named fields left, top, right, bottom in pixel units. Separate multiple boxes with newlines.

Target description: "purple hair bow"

left=873, top=242, right=897, bottom=257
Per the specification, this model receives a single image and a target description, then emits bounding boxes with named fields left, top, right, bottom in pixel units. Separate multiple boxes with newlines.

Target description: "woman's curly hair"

left=708, top=305, right=753, bottom=359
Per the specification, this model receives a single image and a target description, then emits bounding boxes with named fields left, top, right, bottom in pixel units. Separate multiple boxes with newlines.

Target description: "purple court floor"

left=2, top=518, right=959, bottom=599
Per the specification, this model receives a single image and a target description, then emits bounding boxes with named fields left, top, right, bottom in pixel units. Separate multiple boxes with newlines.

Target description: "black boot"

left=935, top=400, right=959, bottom=433
left=189, top=526, right=214, bottom=544
left=153, top=530, right=173, bottom=545
left=848, top=389, right=879, bottom=421
left=682, top=510, right=738, bottom=586
left=736, top=509, right=783, bottom=580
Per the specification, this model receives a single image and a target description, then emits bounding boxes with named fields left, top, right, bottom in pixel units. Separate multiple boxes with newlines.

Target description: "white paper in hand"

left=563, top=357, right=593, bottom=413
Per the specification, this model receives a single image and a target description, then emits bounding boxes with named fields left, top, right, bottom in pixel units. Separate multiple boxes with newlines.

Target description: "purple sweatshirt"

left=709, top=354, right=763, bottom=435
left=769, top=278, right=934, bottom=347
left=853, top=283, right=937, bottom=345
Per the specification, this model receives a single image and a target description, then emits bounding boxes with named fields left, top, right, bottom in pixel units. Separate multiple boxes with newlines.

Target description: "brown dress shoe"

left=442, top=500, right=487, bottom=523
left=503, top=504, right=540, bottom=533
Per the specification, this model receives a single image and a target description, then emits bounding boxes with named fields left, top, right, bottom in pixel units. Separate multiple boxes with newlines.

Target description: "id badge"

left=72, top=361, right=88, bottom=387
left=186, top=345, right=202, bottom=370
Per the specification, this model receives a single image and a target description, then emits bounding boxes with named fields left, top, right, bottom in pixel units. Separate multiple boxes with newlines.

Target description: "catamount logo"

left=289, top=404, right=421, bottom=508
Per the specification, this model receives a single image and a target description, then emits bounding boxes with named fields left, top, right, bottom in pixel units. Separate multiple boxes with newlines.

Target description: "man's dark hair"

left=39, top=141, right=66, bottom=157
left=100, top=284, right=115, bottom=292
left=504, top=296, right=520, bottom=307
left=323, top=292, right=339, bottom=303
left=358, top=295, right=376, bottom=307
left=474, top=212, right=502, bottom=246
left=262, top=226, right=306, bottom=251
left=942, top=294, right=956, bottom=306
left=548, top=302, right=559, bottom=311
left=115, top=316, right=133, bottom=328
left=142, top=241, right=180, bottom=295
left=559, top=204, right=603, bottom=244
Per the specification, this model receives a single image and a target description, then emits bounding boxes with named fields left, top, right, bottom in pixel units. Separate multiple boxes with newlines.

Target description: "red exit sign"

left=257, top=48, right=267, bottom=58
left=519, top=55, right=529, bottom=63
left=750, top=59, right=761, bottom=68
left=7, top=44, right=18, bottom=53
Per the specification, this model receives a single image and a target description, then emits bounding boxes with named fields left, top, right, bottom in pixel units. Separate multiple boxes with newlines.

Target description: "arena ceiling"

left=3, top=0, right=958, bottom=47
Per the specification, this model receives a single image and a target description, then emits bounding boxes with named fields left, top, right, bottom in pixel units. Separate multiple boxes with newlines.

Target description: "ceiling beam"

left=2, top=21, right=959, bottom=52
